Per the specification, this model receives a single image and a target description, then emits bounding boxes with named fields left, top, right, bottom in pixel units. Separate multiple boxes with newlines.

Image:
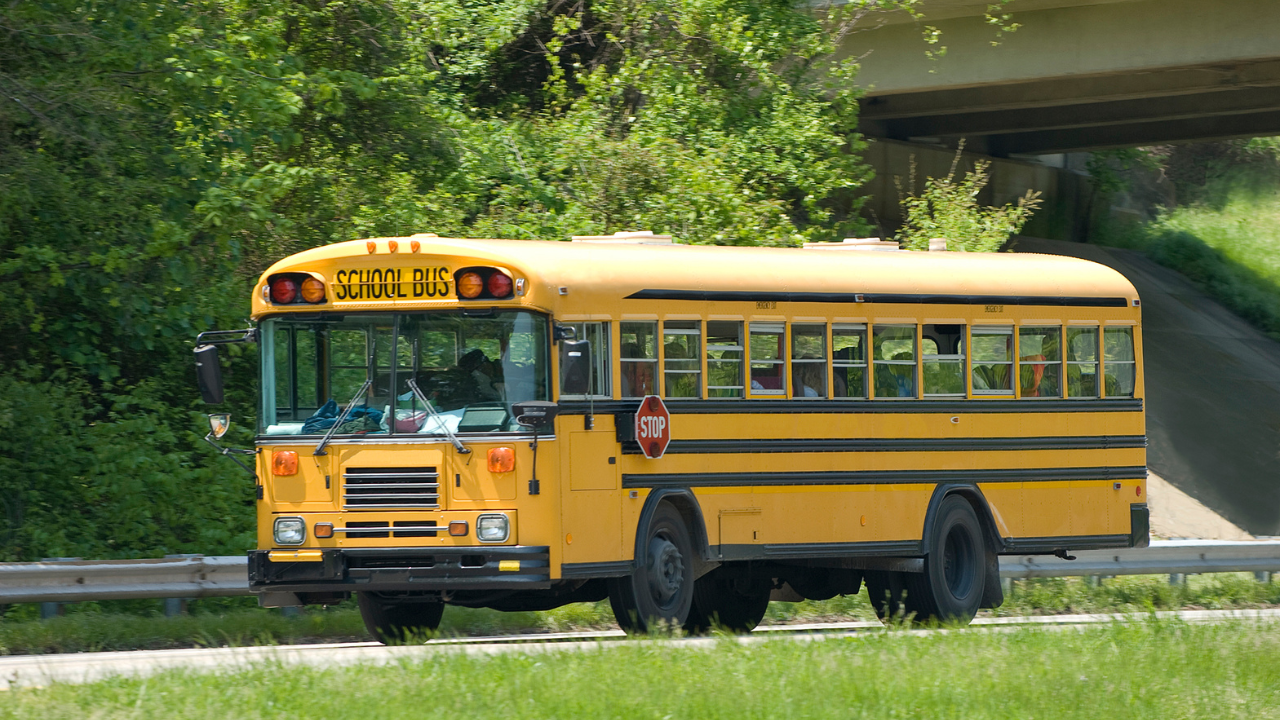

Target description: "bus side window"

left=873, top=325, right=917, bottom=399
left=559, top=321, right=611, bottom=398
left=663, top=320, right=701, bottom=398
left=706, top=321, right=744, bottom=398
left=971, top=326, right=1014, bottom=396
left=1103, top=327, right=1136, bottom=398
left=832, top=324, right=867, bottom=398
left=791, top=324, right=827, bottom=398
left=1066, top=326, right=1099, bottom=398
left=620, top=321, right=658, bottom=398
left=1018, top=326, right=1062, bottom=398
left=748, top=322, right=786, bottom=396
left=923, top=324, right=965, bottom=397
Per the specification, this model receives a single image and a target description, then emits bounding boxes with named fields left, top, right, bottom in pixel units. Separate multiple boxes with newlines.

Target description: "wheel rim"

left=647, top=533, right=685, bottom=608
left=942, top=524, right=977, bottom=599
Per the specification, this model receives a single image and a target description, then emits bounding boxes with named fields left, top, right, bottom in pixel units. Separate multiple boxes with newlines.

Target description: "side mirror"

left=511, top=401, right=560, bottom=431
left=208, top=413, right=231, bottom=438
left=560, top=339, right=591, bottom=395
left=194, top=344, right=225, bottom=404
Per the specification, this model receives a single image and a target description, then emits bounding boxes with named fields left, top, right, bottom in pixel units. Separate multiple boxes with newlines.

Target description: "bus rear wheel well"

left=922, top=485, right=1006, bottom=610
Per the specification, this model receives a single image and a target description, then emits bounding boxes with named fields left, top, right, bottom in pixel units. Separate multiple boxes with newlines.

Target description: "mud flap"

left=979, top=547, right=1004, bottom=609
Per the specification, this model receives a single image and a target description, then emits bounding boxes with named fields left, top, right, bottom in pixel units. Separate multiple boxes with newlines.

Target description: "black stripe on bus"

left=624, top=289, right=1131, bottom=308
left=621, top=435, right=1147, bottom=455
left=557, top=398, right=1144, bottom=415
left=620, top=465, right=1149, bottom=489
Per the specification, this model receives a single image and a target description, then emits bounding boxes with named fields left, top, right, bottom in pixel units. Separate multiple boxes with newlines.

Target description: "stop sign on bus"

left=634, top=395, right=671, bottom=459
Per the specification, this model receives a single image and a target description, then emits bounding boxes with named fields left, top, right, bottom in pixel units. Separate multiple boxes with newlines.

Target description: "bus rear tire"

left=683, top=569, right=771, bottom=634
left=356, top=592, right=444, bottom=643
left=905, top=495, right=987, bottom=624
left=608, top=502, right=695, bottom=634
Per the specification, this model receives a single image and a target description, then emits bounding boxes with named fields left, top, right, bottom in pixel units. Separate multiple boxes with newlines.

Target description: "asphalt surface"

left=1014, top=238, right=1280, bottom=536
left=1, top=609, right=1277, bottom=690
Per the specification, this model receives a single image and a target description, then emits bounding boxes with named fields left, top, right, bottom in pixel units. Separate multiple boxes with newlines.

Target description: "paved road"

left=1014, top=238, right=1280, bottom=536
left=2, top=609, right=1277, bottom=690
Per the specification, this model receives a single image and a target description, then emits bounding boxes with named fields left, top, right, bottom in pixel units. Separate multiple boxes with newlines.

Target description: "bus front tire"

left=683, top=570, right=771, bottom=634
left=608, top=502, right=695, bottom=634
left=356, top=592, right=444, bottom=643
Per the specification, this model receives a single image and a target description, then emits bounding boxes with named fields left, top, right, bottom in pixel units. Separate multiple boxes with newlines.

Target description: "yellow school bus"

left=194, top=232, right=1147, bottom=638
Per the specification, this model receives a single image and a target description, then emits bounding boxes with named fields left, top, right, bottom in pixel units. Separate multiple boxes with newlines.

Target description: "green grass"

left=2, top=619, right=1279, bottom=718
left=2, top=574, right=1276, bottom=656
left=1094, top=166, right=1280, bottom=338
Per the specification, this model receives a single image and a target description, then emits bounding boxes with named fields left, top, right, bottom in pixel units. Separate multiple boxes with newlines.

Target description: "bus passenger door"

left=560, top=422, right=622, bottom=564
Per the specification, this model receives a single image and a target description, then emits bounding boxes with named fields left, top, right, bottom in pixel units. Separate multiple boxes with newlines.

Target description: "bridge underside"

left=850, top=0, right=1280, bottom=155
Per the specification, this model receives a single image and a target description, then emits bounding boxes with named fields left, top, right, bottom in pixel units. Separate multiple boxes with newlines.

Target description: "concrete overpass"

left=849, top=0, right=1280, bottom=155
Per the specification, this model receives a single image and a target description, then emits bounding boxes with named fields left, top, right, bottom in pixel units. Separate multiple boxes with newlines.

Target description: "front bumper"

left=248, top=545, right=552, bottom=601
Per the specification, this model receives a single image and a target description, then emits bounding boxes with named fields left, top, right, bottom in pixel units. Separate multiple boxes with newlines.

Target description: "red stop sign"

left=634, top=395, right=671, bottom=459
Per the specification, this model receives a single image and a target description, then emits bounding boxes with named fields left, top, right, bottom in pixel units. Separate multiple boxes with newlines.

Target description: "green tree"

left=896, top=147, right=1042, bottom=252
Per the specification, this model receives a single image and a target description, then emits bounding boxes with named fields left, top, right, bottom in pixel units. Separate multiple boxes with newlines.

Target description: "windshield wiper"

left=407, top=378, right=470, bottom=454
left=314, top=378, right=372, bottom=457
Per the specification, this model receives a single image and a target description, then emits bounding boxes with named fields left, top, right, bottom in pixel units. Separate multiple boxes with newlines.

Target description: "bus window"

left=1066, top=326, right=1099, bottom=398
left=832, top=324, right=867, bottom=398
left=559, top=322, right=611, bottom=398
left=621, top=321, right=658, bottom=398
left=971, top=326, right=1014, bottom=395
left=749, top=323, right=786, bottom=396
left=1018, top=326, right=1062, bottom=398
left=1104, top=327, right=1136, bottom=398
left=923, top=324, right=965, bottom=397
left=873, top=325, right=917, bottom=399
left=791, top=324, right=827, bottom=398
left=706, top=321, right=744, bottom=398
left=663, top=320, right=701, bottom=398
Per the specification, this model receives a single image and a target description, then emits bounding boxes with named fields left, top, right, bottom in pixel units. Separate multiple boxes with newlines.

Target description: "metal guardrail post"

left=38, top=558, right=81, bottom=621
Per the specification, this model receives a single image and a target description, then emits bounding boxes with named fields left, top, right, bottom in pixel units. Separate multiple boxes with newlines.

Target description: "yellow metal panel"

left=560, top=423, right=622, bottom=564
left=719, top=505, right=761, bottom=544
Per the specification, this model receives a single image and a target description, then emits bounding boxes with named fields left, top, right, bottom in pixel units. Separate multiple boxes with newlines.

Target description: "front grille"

left=345, top=521, right=390, bottom=538
left=343, top=467, right=440, bottom=509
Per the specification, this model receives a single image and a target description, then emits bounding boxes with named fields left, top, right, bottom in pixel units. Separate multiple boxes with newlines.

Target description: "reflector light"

left=300, top=277, right=325, bottom=303
left=487, top=272, right=513, bottom=298
left=449, top=521, right=469, bottom=537
left=272, top=451, right=299, bottom=476
left=411, top=240, right=421, bottom=253
left=314, top=522, right=334, bottom=539
left=388, top=240, right=399, bottom=253
left=270, top=277, right=298, bottom=304
left=366, top=241, right=376, bottom=253
left=487, top=447, right=515, bottom=473
left=458, top=272, right=484, bottom=299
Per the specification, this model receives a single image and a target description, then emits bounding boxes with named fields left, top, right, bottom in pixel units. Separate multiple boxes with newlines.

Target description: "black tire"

left=904, top=495, right=987, bottom=624
left=684, top=570, right=772, bottom=634
left=863, top=570, right=910, bottom=622
left=356, top=592, right=445, bottom=643
left=608, top=502, right=696, bottom=634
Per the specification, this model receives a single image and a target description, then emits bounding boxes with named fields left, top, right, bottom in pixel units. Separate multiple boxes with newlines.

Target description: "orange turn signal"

left=300, top=277, right=325, bottom=303
left=314, top=522, right=334, bottom=538
left=449, top=521, right=469, bottom=537
left=487, top=447, right=515, bottom=473
left=272, top=451, right=299, bottom=476
left=457, top=271, right=483, bottom=299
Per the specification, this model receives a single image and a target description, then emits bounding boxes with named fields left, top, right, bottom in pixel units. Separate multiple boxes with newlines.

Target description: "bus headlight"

left=274, top=517, right=306, bottom=545
left=476, top=514, right=509, bottom=543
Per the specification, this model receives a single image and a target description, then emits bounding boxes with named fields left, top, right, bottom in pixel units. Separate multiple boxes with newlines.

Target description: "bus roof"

left=258, top=235, right=1139, bottom=312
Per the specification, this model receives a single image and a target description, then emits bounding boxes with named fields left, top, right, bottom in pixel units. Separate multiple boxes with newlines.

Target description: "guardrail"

left=0, top=540, right=1277, bottom=606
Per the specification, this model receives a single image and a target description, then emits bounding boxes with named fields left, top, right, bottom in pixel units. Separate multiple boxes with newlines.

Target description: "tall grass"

left=2, top=619, right=1278, bottom=719
left=1094, top=162, right=1280, bottom=338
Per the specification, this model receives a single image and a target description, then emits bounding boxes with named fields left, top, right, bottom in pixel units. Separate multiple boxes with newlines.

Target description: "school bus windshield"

left=259, top=310, right=550, bottom=436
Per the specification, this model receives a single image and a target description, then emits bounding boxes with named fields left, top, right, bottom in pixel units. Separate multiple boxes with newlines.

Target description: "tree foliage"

left=0, top=0, right=893, bottom=559
left=896, top=148, right=1042, bottom=252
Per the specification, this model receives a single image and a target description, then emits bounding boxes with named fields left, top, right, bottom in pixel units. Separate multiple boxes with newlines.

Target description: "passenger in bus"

left=793, top=363, right=824, bottom=397
left=621, top=342, right=655, bottom=397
